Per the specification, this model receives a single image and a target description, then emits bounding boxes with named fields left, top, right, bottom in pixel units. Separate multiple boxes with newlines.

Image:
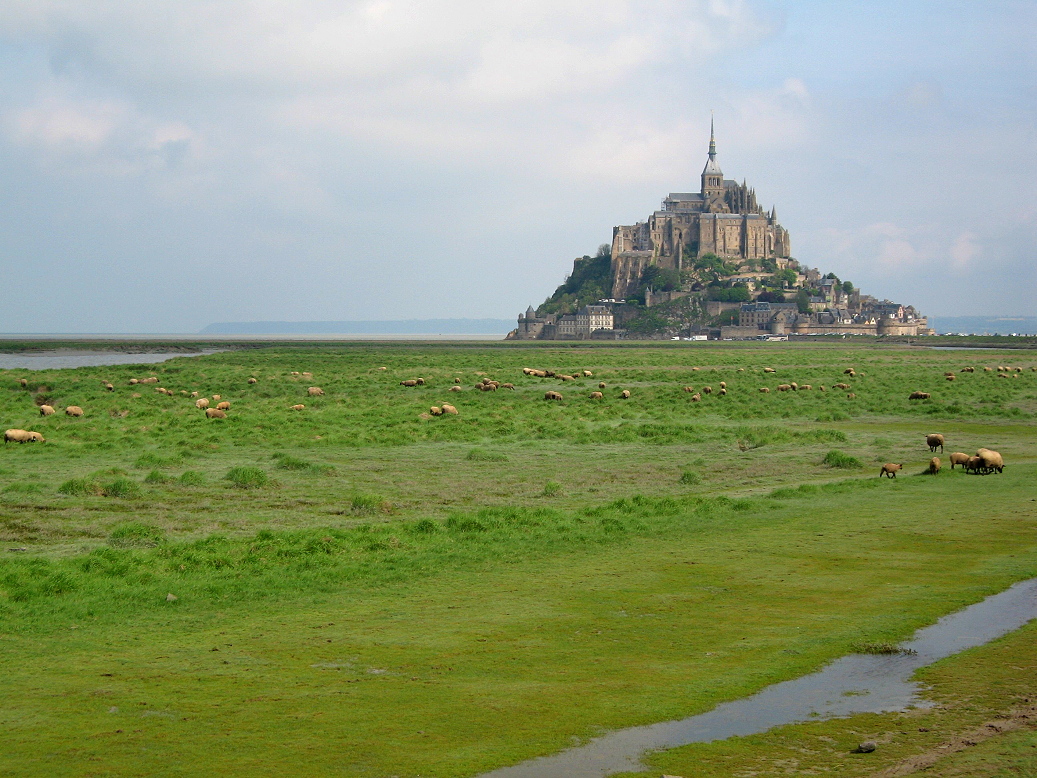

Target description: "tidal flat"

left=0, top=341, right=1034, bottom=776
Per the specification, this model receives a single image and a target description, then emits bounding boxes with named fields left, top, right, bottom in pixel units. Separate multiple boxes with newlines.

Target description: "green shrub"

left=58, top=478, right=103, bottom=497
left=822, top=450, right=863, bottom=469
left=102, top=478, right=142, bottom=498
left=225, top=467, right=269, bottom=489
left=178, top=471, right=206, bottom=486
left=679, top=470, right=700, bottom=485
left=108, top=522, right=165, bottom=548
left=411, top=518, right=440, bottom=534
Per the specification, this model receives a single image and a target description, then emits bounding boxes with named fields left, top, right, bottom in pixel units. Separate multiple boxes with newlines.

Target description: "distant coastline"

left=200, top=319, right=515, bottom=336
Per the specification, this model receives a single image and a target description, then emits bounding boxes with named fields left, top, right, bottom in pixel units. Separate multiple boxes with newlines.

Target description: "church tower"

left=700, top=117, right=724, bottom=201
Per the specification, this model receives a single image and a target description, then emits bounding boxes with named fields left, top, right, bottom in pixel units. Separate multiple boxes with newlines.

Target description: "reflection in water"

left=0, top=351, right=218, bottom=371
left=481, top=578, right=1037, bottom=778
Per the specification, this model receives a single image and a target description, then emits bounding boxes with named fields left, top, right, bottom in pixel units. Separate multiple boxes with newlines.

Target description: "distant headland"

left=201, top=319, right=515, bottom=336
left=510, top=121, right=931, bottom=341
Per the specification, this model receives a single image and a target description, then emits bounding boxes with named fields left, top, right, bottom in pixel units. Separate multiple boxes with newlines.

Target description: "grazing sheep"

left=620, top=389, right=631, bottom=399
left=703, top=386, right=712, bottom=394
left=216, top=401, right=231, bottom=411
left=845, top=393, right=856, bottom=399
left=129, top=379, right=139, bottom=385
left=212, top=394, right=221, bottom=401
left=454, top=377, right=461, bottom=383
left=17, top=378, right=27, bottom=388
left=190, top=391, right=199, bottom=398
left=544, top=391, right=563, bottom=401
left=290, top=404, right=305, bottom=411
left=718, top=388, right=727, bottom=396
left=909, top=391, right=931, bottom=400
left=302, top=372, right=313, bottom=378
left=763, top=367, right=776, bottom=373
left=983, top=367, right=993, bottom=372
left=291, top=371, right=300, bottom=376
left=976, top=448, right=1004, bottom=474
left=39, top=405, right=55, bottom=416
left=307, top=387, right=324, bottom=396
left=401, top=379, right=418, bottom=387
left=104, top=383, right=114, bottom=392
left=378, top=366, right=387, bottom=371
left=737, top=368, right=745, bottom=372
left=818, top=385, right=826, bottom=391
left=4, top=429, right=44, bottom=444
left=589, top=391, right=603, bottom=399
left=799, top=384, right=812, bottom=390
left=448, top=385, right=462, bottom=392
left=205, top=408, right=227, bottom=419
left=598, top=382, right=606, bottom=389
left=691, top=393, right=701, bottom=402
left=719, top=382, right=727, bottom=389
left=759, top=387, right=770, bottom=393
left=248, top=377, right=258, bottom=384
left=844, top=368, right=855, bottom=375
left=583, top=371, right=593, bottom=377
left=441, top=403, right=458, bottom=415
left=140, top=377, right=159, bottom=384
left=928, top=457, right=941, bottom=475
left=790, top=382, right=798, bottom=391
left=880, top=463, right=902, bottom=478
left=777, top=384, right=791, bottom=392
left=683, top=386, right=694, bottom=393
left=964, top=456, right=984, bottom=474
left=195, top=398, right=210, bottom=409
left=961, top=367, right=975, bottom=373
left=926, top=433, right=945, bottom=453
left=946, top=374, right=955, bottom=381
left=430, top=406, right=443, bottom=416
left=65, top=406, right=84, bottom=417
left=949, top=452, right=970, bottom=469
left=478, top=383, right=497, bottom=392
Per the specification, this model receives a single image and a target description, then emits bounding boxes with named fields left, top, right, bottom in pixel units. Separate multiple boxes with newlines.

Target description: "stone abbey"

left=610, top=119, right=791, bottom=300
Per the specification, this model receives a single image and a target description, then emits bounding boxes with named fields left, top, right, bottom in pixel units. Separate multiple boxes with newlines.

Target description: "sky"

left=0, top=0, right=1033, bottom=333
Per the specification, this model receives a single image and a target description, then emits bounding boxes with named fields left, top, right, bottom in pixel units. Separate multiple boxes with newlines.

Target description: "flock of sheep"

left=879, top=433, right=1004, bottom=479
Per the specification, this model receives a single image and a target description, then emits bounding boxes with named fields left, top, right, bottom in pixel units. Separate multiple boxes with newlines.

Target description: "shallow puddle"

left=480, top=577, right=1037, bottom=777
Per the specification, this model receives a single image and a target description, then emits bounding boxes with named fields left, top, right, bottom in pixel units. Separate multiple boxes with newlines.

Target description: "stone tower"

left=700, top=116, right=725, bottom=207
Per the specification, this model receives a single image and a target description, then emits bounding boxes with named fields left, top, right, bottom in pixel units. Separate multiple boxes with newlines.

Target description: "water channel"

left=0, top=350, right=220, bottom=371
left=481, top=577, right=1037, bottom=777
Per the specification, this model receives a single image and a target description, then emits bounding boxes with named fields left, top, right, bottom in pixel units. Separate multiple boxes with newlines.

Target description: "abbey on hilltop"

left=511, top=121, right=931, bottom=341
left=610, top=118, right=791, bottom=300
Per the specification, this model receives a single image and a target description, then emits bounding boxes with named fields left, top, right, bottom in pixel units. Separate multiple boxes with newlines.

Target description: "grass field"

left=1, top=341, right=1035, bottom=776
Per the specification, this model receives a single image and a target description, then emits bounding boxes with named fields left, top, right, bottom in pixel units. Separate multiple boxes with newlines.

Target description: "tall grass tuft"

left=465, top=448, right=509, bottom=462
left=225, top=467, right=269, bottom=489
left=822, top=450, right=863, bottom=469
left=102, top=477, right=142, bottom=498
left=108, top=521, right=165, bottom=548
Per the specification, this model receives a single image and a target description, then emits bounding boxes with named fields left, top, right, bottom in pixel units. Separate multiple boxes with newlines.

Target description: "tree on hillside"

left=796, top=288, right=811, bottom=314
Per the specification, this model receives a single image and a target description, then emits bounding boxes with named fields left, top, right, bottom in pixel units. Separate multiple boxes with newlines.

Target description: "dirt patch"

left=868, top=701, right=1037, bottom=776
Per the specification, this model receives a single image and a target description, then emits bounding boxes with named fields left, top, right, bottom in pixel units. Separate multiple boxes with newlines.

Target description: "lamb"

left=926, top=433, right=945, bottom=453
left=759, top=387, right=770, bottom=393
left=307, top=387, right=324, bottom=396
left=880, top=463, right=902, bottom=478
left=544, top=391, right=563, bottom=401
left=290, top=404, right=305, bottom=411
left=140, top=377, right=159, bottom=384
left=195, top=398, right=210, bottom=409
left=248, top=378, right=258, bottom=384
left=448, top=385, right=462, bottom=392
left=583, top=371, right=593, bottom=377
left=976, top=448, right=1004, bottom=474
left=909, top=391, right=931, bottom=400
left=212, top=395, right=221, bottom=401
left=216, top=401, right=231, bottom=411
left=39, top=405, right=55, bottom=416
left=589, top=391, right=603, bottom=399
left=65, top=406, right=84, bottom=417
left=948, top=452, right=970, bottom=469
left=205, top=408, right=227, bottom=419
left=620, top=389, right=631, bottom=399
left=683, top=386, right=694, bottom=393
left=430, top=406, right=443, bottom=416
left=4, top=429, right=44, bottom=444
left=441, top=404, right=458, bottom=415
left=983, top=367, right=993, bottom=372
left=928, top=457, right=941, bottom=475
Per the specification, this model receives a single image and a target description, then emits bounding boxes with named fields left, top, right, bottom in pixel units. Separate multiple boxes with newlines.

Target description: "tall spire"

left=708, top=112, right=716, bottom=159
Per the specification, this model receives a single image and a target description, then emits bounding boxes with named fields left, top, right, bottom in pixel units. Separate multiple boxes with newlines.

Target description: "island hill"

left=509, top=123, right=931, bottom=341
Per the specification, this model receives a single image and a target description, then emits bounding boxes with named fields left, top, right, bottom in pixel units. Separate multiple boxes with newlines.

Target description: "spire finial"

left=709, top=112, right=716, bottom=158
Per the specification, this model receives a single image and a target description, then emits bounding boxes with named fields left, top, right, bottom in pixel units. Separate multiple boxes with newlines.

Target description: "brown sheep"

left=401, top=379, right=418, bottom=387
left=620, top=389, right=631, bottom=399
left=212, top=394, right=221, bottom=401
left=291, top=371, right=300, bottom=376
left=589, top=391, right=604, bottom=399
left=928, top=457, right=941, bottom=475
left=17, top=378, right=28, bottom=388
left=948, top=452, right=970, bottom=469
left=301, top=372, right=313, bottom=378
left=926, top=433, right=945, bottom=453
left=763, top=367, right=776, bottom=373
left=759, top=387, right=770, bottom=393
left=702, top=386, right=712, bottom=394
left=961, top=367, right=975, bottom=373
left=448, top=385, right=462, bottom=392
left=195, top=398, right=210, bottom=409
left=129, top=378, right=139, bottom=385
left=983, top=367, right=993, bottom=372
left=39, top=405, right=55, bottom=416
left=777, top=384, right=791, bottom=392
left=964, top=456, right=984, bottom=474
left=976, top=448, right=1004, bottom=474
left=290, top=404, right=305, bottom=411
left=429, top=406, right=443, bottom=416
left=454, top=377, right=461, bottom=383
left=719, top=381, right=727, bottom=389
left=65, top=406, right=84, bottom=417
left=140, top=377, right=159, bottom=384
left=544, top=391, right=563, bottom=401
left=441, top=403, right=458, bottom=415
left=799, top=384, right=812, bottom=390
left=190, top=391, right=199, bottom=398
left=946, top=374, right=955, bottom=381
left=844, top=368, right=855, bottom=375
left=818, top=385, right=826, bottom=391
left=216, top=401, right=231, bottom=411
left=683, top=386, right=694, bottom=393
left=478, top=383, right=497, bottom=392
left=378, top=366, right=387, bottom=371
left=880, top=463, right=902, bottom=478
left=790, top=382, right=798, bottom=391
left=307, top=387, right=324, bottom=396
left=583, top=371, right=593, bottom=377
left=846, top=393, right=856, bottom=399
left=205, top=408, right=227, bottom=419
left=909, top=391, right=931, bottom=400
left=248, top=377, right=258, bottom=384
left=691, top=393, right=701, bottom=402
left=598, top=382, right=606, bottom=389
left=718, top=388, right=727, bottom=396
left=104, top=383, right=114, bottom=392
left=4, top=429, right=44, bottom=444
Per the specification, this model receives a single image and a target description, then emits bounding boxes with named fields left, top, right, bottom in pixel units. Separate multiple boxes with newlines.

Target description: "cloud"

left=948, top=231, right=980, bottom=271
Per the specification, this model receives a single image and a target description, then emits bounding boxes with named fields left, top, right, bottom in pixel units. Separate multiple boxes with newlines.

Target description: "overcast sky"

left=0, top=1, right=1033, bottom=332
